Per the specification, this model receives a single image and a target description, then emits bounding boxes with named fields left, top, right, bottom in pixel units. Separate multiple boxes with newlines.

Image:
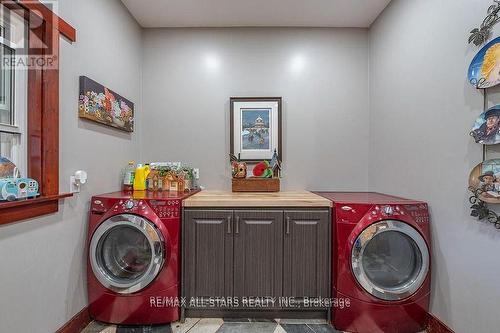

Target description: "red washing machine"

left=87, top=190, right=198, bottom=325
left=316, top=192, right=431, bottom=333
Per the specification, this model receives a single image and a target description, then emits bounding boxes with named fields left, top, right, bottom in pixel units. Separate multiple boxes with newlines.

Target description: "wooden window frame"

left=0, top=0, right=76, bottom=225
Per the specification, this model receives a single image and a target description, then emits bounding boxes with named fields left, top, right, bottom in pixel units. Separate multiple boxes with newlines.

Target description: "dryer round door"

left=90, top=214, right=165, bottom=294
left=351, top=220, right=429, bottom=301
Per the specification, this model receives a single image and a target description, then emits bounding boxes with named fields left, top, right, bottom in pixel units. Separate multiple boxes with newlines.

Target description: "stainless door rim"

left=351, top=220, right=429, bottom=301
left=90, top=214, right=165, bottom=294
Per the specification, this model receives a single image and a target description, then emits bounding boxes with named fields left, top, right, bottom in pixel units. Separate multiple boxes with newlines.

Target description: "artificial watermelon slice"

left=253, top=161, right=269, bottom=177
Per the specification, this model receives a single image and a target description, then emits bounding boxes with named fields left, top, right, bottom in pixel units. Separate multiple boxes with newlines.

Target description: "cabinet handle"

left=227, top=216, right=232, bottom=234
left=235, top=216, right=240, bottom=234
left=286, top=216, right=290, bottom=234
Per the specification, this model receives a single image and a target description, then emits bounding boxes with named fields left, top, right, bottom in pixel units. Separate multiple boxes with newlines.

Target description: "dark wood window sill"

left=0, top=193, right=73, bottom=226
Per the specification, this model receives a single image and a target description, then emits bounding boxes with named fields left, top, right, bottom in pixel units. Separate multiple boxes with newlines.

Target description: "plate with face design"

left=470, top=106, right=500, bottom=145
left=468, top=36, right=500, bottom=89
left=469, top=159, right=500, bottom=203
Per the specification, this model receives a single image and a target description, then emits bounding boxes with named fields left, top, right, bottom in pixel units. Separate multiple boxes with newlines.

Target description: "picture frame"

left=230, top=97, right=282, bottom=162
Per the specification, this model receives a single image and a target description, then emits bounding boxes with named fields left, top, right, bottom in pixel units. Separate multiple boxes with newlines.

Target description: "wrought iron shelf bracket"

left=469, top=187, right=500, bottom=229
left=469, top=0, right=500, bottom=46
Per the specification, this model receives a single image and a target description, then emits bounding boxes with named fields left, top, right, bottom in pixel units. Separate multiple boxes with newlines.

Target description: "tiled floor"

left=82, top=318, right=341, bottom=333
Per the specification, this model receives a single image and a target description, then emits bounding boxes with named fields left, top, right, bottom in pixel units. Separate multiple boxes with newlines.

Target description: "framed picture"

left=79, top=76, right=134, bottom=132
left=230, top=97, right=282, bottom=162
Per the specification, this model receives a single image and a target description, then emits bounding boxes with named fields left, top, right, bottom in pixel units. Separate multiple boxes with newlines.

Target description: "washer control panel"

left=383, top=205, right=394, bottom=216
left=91, top=199, right=107, bottom=213
left=125, top=200, right=134, bottom=210
left=92, top=196, right=183, bottom=219
left=149, top=200, right=180, bottom=219
left=114, top=199, right=148, bottom=212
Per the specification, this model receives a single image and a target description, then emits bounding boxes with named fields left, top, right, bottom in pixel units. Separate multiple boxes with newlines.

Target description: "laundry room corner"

left=2, top=0, right=500, bottom=332
left=369, top=0, right=500, bottom=331
left=0, top=0, right=143, bottom=332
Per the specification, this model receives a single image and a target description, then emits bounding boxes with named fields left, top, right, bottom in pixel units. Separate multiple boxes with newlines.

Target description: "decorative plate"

left=470, top=106, right=500, bottom=144
left=468, top=36, right=500, bottom=89
left=0, top=156, right=17, bottom=178
left=469, top=159, right=500, bottom=203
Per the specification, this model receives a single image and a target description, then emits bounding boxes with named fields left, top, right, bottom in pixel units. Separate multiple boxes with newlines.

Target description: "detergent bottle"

left=133, top=164, right=150, bottom=191
left=123, top=161, right=135, bottom=191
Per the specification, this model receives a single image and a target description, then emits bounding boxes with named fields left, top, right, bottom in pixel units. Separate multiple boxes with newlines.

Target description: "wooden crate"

left=232, top=178, right=280, bottom=192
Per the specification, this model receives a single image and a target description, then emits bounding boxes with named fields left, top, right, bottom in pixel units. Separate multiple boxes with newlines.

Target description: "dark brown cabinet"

left=182, top=208, right=330, bottom=315
left=183, top=210, right=233, bottom=303
left=233, top=210, right=283, bottom=299
left=283, top=210, right=330, bottom=301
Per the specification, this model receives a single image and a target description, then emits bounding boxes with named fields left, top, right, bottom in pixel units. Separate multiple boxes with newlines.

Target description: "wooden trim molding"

left=427, top=312, right=455, bottom=333
left=18, top=0, right=76, bottom=42
left=55, top=307, right=91, bottom=333
left=0, top=0, right=76, bottom=42
left=0, top=1, right=76, bottom=225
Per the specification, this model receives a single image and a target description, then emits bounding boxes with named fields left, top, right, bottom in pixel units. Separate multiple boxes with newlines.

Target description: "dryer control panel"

left=370, top=205, right=405, bottom=217
left=403, top=203, right=429, bottom=224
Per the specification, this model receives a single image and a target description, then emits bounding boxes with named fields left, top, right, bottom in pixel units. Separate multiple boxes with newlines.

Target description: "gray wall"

left=141, top=28, right=370, bottom=190
left=370, top=1, right=500, bottom=332
left=2, top=2, right=497, bottom=332
left=0, top=0, right=142, bottom=332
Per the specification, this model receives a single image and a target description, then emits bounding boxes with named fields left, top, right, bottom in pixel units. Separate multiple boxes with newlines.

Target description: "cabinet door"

left=184, top=210, right=233, bottom=303
left=283, top=210, right=330, bottom=300
left=233, top=210, right=283, bottom=299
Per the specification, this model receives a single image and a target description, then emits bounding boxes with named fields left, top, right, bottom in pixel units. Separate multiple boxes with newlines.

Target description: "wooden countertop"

left=183, top=190, right=332, bottom=208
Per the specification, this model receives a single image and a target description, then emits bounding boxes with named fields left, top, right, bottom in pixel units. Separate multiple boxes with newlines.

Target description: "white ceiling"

left=121, top=0, right=391, bottom=28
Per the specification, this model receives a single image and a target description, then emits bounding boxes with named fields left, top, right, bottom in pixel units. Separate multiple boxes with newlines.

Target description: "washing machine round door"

left=351, top=220, right=429, bottom=301
left=90, top=214, right=165, bottom=294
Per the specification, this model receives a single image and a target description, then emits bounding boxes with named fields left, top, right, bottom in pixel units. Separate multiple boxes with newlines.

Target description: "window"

left=0, top=0, right=76, bottom=225
left=0, top=8, right=27, bottom=176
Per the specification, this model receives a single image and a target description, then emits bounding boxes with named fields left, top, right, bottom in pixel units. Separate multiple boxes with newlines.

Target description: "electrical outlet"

left=193, top=168, right=200, bottom=180
left=70, top=176, right=80, bottom=193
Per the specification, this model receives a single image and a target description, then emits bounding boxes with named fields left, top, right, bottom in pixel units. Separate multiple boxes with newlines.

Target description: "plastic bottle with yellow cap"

left=133, top=164, right=150, bottom=191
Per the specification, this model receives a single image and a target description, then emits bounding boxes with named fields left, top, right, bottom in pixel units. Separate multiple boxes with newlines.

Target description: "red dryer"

left=316, top=192, right=431, bottom=333
left=87, top=190, right=197, bottom=325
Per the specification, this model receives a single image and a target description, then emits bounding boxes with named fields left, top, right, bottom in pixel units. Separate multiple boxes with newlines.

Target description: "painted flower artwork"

left=78, top=76, right=134, bottom=132
left=241, top=109, right=270, bottom=150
